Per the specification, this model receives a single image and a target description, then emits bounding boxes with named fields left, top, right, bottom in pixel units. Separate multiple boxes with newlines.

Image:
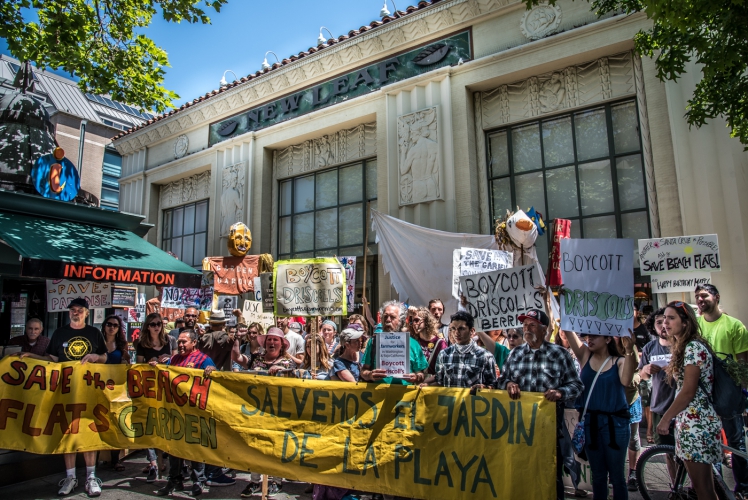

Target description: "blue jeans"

left=723, top=414, right=748, bottom=492
left=584, top=415, right=630, bottom=500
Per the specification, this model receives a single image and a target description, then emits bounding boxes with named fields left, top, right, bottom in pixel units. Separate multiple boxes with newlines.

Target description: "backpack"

left=698, top=343, right=746, bottom=418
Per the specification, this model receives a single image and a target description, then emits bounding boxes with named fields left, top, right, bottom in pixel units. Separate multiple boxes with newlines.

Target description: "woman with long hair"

left=319, top=320, right=339, bottom=356
left=101, top=315, right=130, bottom=471
left=564, top=328, right=638, bottom=499
left=293, top=334, right=333, bottom=380
left=656, top=301, right=721, bottom=500
left=232, top=323, right=264, bottom=372
left=347, top=314, right=369, bottom=354
left=135, top=312, right=177, bottom=482
left=407, top=306, right=447, bottom=374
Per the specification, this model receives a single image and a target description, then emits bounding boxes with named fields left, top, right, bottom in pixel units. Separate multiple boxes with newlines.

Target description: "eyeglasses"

left=149, top=321, right=163, bottom=328
left=184, top=314, right=198, bottom=318
left=507, top=335, right=522, bottom=340
left=104, top=322, right=119, bottom=328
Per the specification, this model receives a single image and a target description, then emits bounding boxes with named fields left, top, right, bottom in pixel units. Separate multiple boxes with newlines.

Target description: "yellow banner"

left=0, top=358, right=555, bottom=499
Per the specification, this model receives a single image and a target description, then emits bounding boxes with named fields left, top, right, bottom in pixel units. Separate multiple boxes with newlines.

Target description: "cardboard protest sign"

left=46, top=280, right=112, bottom=312
left=460, top=264, right=542, bottom=332
left=638, top=234, right=720, bottom=275
left=161, top=287, right=202, bottom=309
left=651, top=271, right=712, bottom=293
left=242, top=300, right=275, bottom=329
left=560, top=239, right=634, bottom=337
left=217, top=295, right=239, bottom=326
left=259, top=273, right=274, bottom=313
left=452, top=247, right=513, bottom=299
left=273, top=258, right=346, bottom=317
left=338, top=256, right=356, bottom=310
left=376, top=331, right=410, bottom=378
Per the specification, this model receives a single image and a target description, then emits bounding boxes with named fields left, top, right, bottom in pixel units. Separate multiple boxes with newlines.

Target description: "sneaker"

left=241, top=482, right=260, bottom=497
left=58, top=476, right=78, bottom=496
left=627, top=470, right=638, bottom=492
left=157, top=478, right=184, bottom=496
left=85, top=477, right=102, bottom=497
left=267, top=481, right=281, bottom=498
left=147, top=466, right=158, bottom=483
left=206, top=474, right=235, bottom=486
left=191, top=481, right=204, bottom=496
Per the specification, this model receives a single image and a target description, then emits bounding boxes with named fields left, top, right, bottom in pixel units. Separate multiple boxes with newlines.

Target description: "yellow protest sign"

left=0, top=358, right=555, bottom=499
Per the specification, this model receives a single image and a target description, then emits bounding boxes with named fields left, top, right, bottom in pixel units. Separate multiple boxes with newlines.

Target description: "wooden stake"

left=310, top=318, right=318, bottom=375
left=261, top=474, right=268, bottom=500
left=362, top=202, right=376, bottom=327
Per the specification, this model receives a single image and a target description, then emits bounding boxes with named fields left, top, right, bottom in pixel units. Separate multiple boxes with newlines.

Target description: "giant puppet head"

left=227, top=222, right=252, bottom=257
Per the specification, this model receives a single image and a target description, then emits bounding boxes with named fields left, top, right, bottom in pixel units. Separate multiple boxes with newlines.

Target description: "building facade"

left=113, top=0, right=748, bottom=319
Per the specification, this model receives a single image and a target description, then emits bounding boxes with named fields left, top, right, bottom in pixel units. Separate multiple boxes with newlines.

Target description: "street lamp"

left=318, top=26, right=334, bottom=45
left=220, top=70, right=238, bottom=87
left=261, top=51, right=280, bottom=70
left=380, top=0, right=400, bottom=18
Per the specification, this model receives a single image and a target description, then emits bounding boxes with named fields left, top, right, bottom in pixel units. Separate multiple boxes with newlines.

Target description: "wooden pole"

left=261, top=474, right=268, bottom=500
left=310, top=318, right=318, bottom=376
left=362, top=202, right=376, bottom=327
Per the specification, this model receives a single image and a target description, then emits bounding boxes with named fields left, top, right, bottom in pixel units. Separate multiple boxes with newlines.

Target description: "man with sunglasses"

left=169, top=307, right=199, bottom=342
left=695, top=283, right=748, bottom=495
left=17, top=297, right=108, bottom=497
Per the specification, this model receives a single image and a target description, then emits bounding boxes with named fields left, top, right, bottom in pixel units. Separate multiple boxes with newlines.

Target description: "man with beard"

left=496, top=308, right=583, bottom=500
left=695, top=283, right=748, bottom=495
left=428, top=298, right=450, bottom=340
left=169, top=306, right=199, bottom=341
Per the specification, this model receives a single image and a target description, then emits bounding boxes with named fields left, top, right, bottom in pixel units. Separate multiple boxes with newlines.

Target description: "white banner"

left=452, top=247, right=513, bottom=299
left=651, top=271, right=712, bottom=293
left=46, top=280, right=112, bottom=312
left=560, top=239, right=634, bottom=337
left=459, top=264, right=542, bottom=332
left=273, top=259, right=347, bottom=317
left=241, top=300, right=275, bottom=329
left=638, top=234, right=720, bottom=275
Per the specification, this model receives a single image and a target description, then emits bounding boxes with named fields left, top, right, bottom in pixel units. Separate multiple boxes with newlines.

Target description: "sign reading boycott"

left=638, top=234, right=720, bottom=275
left=452, top=248, right=512, bottom=299
left=274, top=258, right=347, bottom=317
left=46, top=280, right=112, bottom=312
left=460, top=265, right=542, bottom=332
left=560, top=239, right=634, bottom=337
left=0, top=358, right=555, bottom=500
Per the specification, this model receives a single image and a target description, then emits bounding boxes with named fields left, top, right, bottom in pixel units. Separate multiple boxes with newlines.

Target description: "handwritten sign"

left=560, top=239, right=634, bottom=337
left=242, top=300, right=275, bottom=329
left=460, top=264, right=542, bottom=332
left=651, top=271, right=712, bottom=293
left=338, top=256, right=356, bottom=311
left=452, top=247, right=513, bottom=299
left=376, top=331, right=410, bottom=378
left=46, top=280, right=112, bottom=312
left=273, top=258, right=347, bottom=317
left=638, top=234, right=720, bottom=275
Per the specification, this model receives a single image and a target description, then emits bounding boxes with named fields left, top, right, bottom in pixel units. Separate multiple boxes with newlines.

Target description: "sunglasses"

left=507, top=335, right=522, bottom=340
left=184, top=314, right=198, bottom=318
left=670, top=301, right=691, bottom=314
left=149, top=321, right=163, bottom=328
left=104, top=322, right=119, bottom=328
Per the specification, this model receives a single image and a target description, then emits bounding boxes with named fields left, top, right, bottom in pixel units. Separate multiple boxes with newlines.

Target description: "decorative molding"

left=520, top=2, right=562, bottom=41
left=159, top=171, right=211, bottom=210
left=480, top=52, right=635, bottom=130
left=633, top=54, right=661, bottom=238
left=220, top=161, right=246, bottom=237
left=274, top=122, right=377, bottom=179
left=174, top=134, right=189, bottom=159
left=113, top=0, right=520, bottom=155
left=398, top=106, right=442, bottom=206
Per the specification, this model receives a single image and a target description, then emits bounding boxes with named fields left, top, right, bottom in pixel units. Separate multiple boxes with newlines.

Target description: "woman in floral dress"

left=656, top=301, right=721, bottom=500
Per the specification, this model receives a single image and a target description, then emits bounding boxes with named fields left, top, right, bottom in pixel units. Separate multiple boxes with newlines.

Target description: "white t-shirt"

left=285, top=330, right=305, bottom=356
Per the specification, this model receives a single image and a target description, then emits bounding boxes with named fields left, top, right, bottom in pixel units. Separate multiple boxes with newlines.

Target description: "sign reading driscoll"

left=208, top=31, right=472, bottom=147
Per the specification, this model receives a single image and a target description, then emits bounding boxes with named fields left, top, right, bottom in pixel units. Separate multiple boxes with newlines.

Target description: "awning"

left=0, top=211, right=202, bottom=288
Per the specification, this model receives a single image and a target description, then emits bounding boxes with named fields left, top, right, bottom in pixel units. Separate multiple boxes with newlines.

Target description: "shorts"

left=629, top=396, right=642, bottom=424
left=639, top=378, right=652, bottom=407
left=652, top=412, right=675, bottom=446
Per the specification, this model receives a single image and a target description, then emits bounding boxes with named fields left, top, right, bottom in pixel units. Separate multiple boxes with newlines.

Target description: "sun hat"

left=257, top=326, right=290, bottom=350
left=209, top=309, right=228, bottom=323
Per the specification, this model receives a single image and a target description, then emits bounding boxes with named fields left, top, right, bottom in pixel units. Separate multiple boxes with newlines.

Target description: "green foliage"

left=0, top=0, right=228, bottom=113
left=724, top=357, right=748, bottom=388
left=524, top=0, right=748, bottom=148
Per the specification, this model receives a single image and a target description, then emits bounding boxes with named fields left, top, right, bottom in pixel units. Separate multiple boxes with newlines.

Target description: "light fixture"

left=261, top=51, right=280, bottom=71
left=380, top=0, right=399, bottom=18
left=318, top=26, right=334, bottom=45
left=220, top=70, right=238, bottom=87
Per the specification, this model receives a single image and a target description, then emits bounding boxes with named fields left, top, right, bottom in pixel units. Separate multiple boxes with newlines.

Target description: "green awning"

left=0, top=211, right=201, bottom=287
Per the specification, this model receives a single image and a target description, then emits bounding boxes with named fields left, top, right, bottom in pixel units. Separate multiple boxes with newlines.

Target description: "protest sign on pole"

left=46, top=280, right=112, bottom=312
left=217, top=295, right=239, bottom=326
left=273, top=258, right=346, bottom=317
left=651, top=271, right=712, bottom=293
left=638, top=234, right=720, bottom=275
left=451, top=247, right=513, bottom=299
left=376, top=331, right=410, bottom=378
left=260, top=273, right=274, bottom=313
left=560, top=239, right=634, bottom=337
left=460, top=264, right=543, bottom=332
left=242, top=300, right=275, bottom=329
left=547, top=219, right=571, bottom=287
left=338, top=256, right=356, bottom=310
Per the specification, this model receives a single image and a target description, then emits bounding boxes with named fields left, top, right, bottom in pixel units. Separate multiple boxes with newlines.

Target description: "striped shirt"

left=167, top=349, right=215, bottom=370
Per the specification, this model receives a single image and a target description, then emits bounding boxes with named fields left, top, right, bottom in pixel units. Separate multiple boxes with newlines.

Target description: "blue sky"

left=1, top=1, right=402, bottom=107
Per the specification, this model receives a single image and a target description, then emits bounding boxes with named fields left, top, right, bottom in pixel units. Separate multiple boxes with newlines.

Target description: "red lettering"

left=92, top=267, right=106, bottom=280
left=141, top=271, right=151, bottom=283
left=23, top=365, right=46, bottom=390
left=1, top=360, right=27, bottom=385
left=61, top=366, right=73, bottom=394
left=105, top=268, right=117, bottom=281
left=171, top=374, right=190, bottom=406
left=66, top=403, right=86, bottom=434
left=22, top=404, right=41, bottom=436
left=127, top=369, right=144, bottom=398
left=68, top=265, right=83, bottom=278
left=154, top=273, right=165, bottom=285
left=50, top=369, right=60, bottom=391
left=142, top=370, right=156, bottom=399
left=83, top=266, right=93, bottom=278
left=89, top=404, right=109, bottom=433
left=117, top=269, right=132, bottom=282
left=43, top=404, right=69, bottom=435
left=0, top=399, right=23, bottom=429
left=131, top=271, right=141, bottom=283
left=157, top=370, right=173, bottom=404
left=165, top=274, right=175, bottom=286
left=189, top=376, right=211, bottom=410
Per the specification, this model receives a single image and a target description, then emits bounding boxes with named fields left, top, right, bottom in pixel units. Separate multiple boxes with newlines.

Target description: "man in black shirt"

left=169, top=307, right=198, bottom=341
left=18, top=297, right=107, bottom=497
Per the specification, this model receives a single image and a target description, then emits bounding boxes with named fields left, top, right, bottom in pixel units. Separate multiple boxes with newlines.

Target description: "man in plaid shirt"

left=424, top=311, right=498, bottom=388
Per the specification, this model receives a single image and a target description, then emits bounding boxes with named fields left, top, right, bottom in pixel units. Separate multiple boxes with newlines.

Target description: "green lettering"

left=200, top=417, right=217, bottom=449
left=471, top=455, right=497, bottom=496
left=515, top=402, right=538, bottom=446
left=471, top=395, right=489, bottom=438
left=414, top=449, right=432, bottom=485
left=312, top=391, right=329, bottom=423
left=434, top=451, right=453, bottom=487
left=241, top=385, right=260, bottom=416
left=451, top=452, right=478, bottom=492
left=281, top=431, right=299, bottom=463
left=292, top=388, right=311, bottom=417
left=276, top=387, right=291, bottom=418
left=332, top=392, right=346, bottom=423
left=363, top=445, right=379, bottom=477
left=185, top=414, right=200, bottom=444
left=394, top=444, right=412, bottom=480
left=453, top=400, right=469, bottom=437
left=342, top=436, right=361, bottom=475
left=491, top=399, right=509, bottom=439
left=434, top=395, right=455, bottom=435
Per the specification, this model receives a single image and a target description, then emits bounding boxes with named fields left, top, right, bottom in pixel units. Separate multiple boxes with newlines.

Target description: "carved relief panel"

left=397, top=106, right=442, bottom=206
left=220, top=162, right=246, bottom=237
left=159, top=171, right=211, bottom=209
left=274, top=122, right=376, bottom=179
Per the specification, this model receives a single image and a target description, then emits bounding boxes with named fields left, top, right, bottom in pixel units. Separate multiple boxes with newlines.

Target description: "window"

left=487, top=99, right=650, bottom=269
left=100, top=148, right=122, bottom=211
left=162, top=201, right=209, bottom=269
left=277, top=159, right=378, bottom=259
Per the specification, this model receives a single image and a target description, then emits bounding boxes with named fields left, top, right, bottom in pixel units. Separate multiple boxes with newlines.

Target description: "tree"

left=525, top=0, right=748, bottom=148
left=0, top=1, right=228, bottom=113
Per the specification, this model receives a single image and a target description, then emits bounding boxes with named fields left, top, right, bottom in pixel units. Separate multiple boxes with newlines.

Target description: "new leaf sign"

left=209, top=31, right=472, bottom=146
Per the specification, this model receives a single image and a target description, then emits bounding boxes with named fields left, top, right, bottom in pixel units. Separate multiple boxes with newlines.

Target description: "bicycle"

left=636, top=443, right=747, bottom=500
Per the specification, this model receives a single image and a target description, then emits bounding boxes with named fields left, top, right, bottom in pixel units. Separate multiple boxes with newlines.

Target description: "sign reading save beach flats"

left=208, top=31, right=471, bottom=146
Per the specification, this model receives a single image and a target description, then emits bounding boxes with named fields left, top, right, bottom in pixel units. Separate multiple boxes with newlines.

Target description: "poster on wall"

left=560, top=239, right=634, bottom=337
left=46, top=280, right=112, bottom=312
left=112, top=286, right=137, bottom=308
left=338, top=256, right=356, bottom=311
left=638, top=234, right=720, bottom=275
left=217, top=295, right=239, bottom=327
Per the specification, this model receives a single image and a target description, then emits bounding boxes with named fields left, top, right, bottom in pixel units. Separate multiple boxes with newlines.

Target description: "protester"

left=157, top=330, right=216, bottom=497
left=614, top=336, right=643, bottom=492
left=497, top=308, right=583, bottom=500
left=423, top=311, right=498, bottom=388
left=554, top=329, right=580, bottom=372
left=656, top=301, right=722, bottom=500
left=17, top=297, right=107, bottom=497
left=169, top=307, right=198, bottom=341
left=476, top=328, right=510, bottom=370
left=505, top=327, right=524, bottom=350
left=428, top=298, right=449, bottom=338
left=197, top=309, right=234, bottom=372
left=632, top=303, right=653, bottom=450
left=320, top=320, right=339, bottom=356
left=694, top=283, right=748, bottom=494
left=285, top=321, right=306, bottom=364
left=331, top=328, right=363, bottom=382
left=347, top=314, right=369, bottom=354
left=7, top=317, right=49, bottom=355
left=407, top=306, right=447, bottom=374
left=102, top=314, right=130, bottom=473
left=293, top=334, right=333, bottom=380
left=232, top=323, right=264, bottom=371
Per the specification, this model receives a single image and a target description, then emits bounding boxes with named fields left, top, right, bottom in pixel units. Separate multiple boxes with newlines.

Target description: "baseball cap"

left=340, top=328, right=364, bottom=343
left=68, top=297, right=89, bottom=309
left=288, top=321, right=302, bottom=333
left=517, top=309, right=549, bottom=327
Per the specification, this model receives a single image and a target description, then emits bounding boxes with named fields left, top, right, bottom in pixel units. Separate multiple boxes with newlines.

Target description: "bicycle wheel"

left=637, top=444, right=694, bottom=500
